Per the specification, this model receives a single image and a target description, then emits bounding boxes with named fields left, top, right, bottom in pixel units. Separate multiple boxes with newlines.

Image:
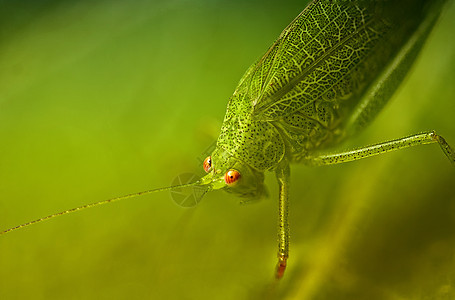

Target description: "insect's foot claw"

left=275, top=258, right=287, bottom=279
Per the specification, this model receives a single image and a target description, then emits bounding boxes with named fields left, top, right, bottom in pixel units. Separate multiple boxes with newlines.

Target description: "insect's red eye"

left=203, top=156, right=212, bottom=173
left=224, top=169, right=240, bottom=185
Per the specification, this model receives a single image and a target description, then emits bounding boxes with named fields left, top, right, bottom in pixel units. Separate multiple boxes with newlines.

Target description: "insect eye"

left=203, top=156, right=212, bottom=173
left=224, top=169, right=240, bottom=186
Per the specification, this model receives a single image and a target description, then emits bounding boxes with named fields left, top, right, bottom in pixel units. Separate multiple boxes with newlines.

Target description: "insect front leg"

left=275, top=162, right=290, bottom=279
left=305, top=131, right=455, bottom=166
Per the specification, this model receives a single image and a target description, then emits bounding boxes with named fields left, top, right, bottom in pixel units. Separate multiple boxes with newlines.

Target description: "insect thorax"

left=217, top=78, right=356, bottom=170
left=215, top=93, right=284, bottom=171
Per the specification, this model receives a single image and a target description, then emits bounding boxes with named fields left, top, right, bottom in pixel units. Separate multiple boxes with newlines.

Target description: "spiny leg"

left=275, top=162, right=290, bottom=279
left=306, top=131, right=455, bottom=166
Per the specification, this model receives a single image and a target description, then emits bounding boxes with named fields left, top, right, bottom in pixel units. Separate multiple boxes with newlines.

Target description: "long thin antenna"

left=0, top=182, right=199, bottom=235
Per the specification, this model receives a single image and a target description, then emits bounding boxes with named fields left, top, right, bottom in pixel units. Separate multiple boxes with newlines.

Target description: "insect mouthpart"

left=198, top=171, right=227, bottom=190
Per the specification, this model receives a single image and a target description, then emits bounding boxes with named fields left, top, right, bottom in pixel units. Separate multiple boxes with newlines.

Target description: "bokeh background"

left=1, top=1, right=454, bottom=299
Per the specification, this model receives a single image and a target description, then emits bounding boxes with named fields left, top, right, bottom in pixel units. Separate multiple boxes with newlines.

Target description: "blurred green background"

left=0, top=1, right=454, bottom=299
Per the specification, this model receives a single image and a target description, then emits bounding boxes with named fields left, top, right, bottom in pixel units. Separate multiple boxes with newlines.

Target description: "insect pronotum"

left=1, top=0, right=454, bottom=280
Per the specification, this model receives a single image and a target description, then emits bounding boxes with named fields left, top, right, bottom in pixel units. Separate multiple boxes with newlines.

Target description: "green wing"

left=234, top=0, right=445, bottom=150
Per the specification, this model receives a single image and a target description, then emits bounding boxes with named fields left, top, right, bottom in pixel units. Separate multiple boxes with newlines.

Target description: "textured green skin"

left=203, top=0, right=445, bottom=199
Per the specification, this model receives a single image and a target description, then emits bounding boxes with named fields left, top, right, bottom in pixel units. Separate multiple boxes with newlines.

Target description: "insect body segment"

left=199, top=146, right=268, bottom=199
left=218, top=92, right=286, bottom=171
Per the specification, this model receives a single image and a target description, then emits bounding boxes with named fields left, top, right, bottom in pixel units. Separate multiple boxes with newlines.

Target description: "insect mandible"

left=1, top=0, right=454, bottom=280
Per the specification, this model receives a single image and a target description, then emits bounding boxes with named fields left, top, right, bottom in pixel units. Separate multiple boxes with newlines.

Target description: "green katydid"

left=1, top=0, right=454, bottom=280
